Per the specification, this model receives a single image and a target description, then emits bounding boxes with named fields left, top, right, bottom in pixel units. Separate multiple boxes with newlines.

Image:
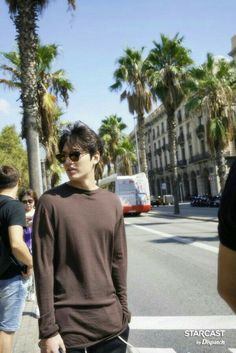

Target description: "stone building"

left=138, top=105, right=236, bottom=200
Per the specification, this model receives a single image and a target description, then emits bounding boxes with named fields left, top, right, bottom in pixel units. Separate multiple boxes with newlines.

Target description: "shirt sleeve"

left=112, top=212, right=130, bottom=321
left=218, top=161, right=236, bottom=251
left=32, top=197, right=59, bottom=338
left=7, top=201, right=26, bottom=227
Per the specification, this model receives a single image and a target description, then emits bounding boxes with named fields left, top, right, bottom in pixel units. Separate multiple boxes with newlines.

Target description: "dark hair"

left=18, top=188, right=38, bottom=206
left=58, top=121, right=104, bottom=157
left=0, top=165, right=20, bottom=189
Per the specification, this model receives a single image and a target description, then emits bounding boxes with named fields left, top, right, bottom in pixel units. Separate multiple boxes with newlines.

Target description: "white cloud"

left=0, top=98, right=10, bottom=116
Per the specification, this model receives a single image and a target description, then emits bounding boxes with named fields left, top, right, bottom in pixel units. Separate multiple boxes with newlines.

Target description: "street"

left=126, top=205, right=236, bottom=353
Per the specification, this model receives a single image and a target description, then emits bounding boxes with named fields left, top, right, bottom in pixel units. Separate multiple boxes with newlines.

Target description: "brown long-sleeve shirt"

left=32, top=183, right=130, bottom=349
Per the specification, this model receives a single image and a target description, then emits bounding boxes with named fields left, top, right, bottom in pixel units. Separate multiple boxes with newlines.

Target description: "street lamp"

left=134, top=116, right=141, bottom=173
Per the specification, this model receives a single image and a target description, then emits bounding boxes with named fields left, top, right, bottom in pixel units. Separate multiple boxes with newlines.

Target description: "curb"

left=148, top=210, right=218, bottom=223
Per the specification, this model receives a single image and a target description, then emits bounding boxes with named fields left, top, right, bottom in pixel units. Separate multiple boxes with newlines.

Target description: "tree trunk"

left=215, top=149, right=227, bottom=192
left=14, top=1, right=42, bottom=196
left=137, top=114, right=148, bottom=175
left=167, top=113, right=180, bottom=214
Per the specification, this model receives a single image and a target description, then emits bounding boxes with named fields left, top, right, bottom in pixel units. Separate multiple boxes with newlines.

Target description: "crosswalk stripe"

left=126, top=222, right=218, bottom=253
left=130, top=316, right=236, bottom=330
left=130, top=349, right=176, bottom=353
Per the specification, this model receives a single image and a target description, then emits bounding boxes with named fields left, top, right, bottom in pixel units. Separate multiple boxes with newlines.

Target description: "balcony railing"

left=156, top=167, right=164, bottom=174
left=177, top=159, right=187, bottom=168
left=189, top=152, right=211, bottom=163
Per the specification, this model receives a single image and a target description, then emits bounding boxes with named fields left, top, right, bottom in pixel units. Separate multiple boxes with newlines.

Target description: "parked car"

left=208, top=195, right=221, bottom=207
left=190, top=195, right=221, bottom=207
left=190, top=195, right=208, bottom=207
left=150, top=195, right=162, bottom=207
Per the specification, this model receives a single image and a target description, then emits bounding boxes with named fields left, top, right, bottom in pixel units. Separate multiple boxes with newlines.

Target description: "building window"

left=187, top=123, right=190, bottom=133
left=157, top=126, right=160, bottom=137
left=181, top=147, right=186, bottom=161
left=153, top=128, right=155, bottom=140
left=189, top=145, right=193, bottom=158
left=161, top=122, right=164, bottom=134
left=178, top=110, right=182, bottom=124
left=200, top=139, right=205, bottom=154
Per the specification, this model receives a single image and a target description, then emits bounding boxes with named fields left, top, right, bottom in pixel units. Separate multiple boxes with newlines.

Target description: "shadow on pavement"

left=149, top=235, right=219, bottom=245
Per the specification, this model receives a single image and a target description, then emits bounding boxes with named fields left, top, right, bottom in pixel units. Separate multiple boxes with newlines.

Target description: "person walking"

left=0, top=165, right=33, bottom=353
left=19, top=189, right=38, bottom=254
left=218, top=160, right=236, bottom=313
left=32, top=122, right=130, bottom=353
left=19, top=189, right=38, bottom=304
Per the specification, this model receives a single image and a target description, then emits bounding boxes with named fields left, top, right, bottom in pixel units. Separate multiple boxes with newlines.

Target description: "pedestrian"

left=218, top=160, right=236, bottom=313
left=19, top=188, right=38, bottom=254
left=19, top=189, right=38, bottom=303
left=0, top=165, right=33, bottom=353
left=32, top=121, right=130, bottom=353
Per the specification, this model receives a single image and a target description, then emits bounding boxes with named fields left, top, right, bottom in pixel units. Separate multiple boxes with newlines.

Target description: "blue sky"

left=0, top=0, right=235, bottom=136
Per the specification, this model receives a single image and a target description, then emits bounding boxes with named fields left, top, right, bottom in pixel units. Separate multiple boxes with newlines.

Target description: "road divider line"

left=126, top=222, right=218, bottom=254
left=130, top=316, right=236, bottom=330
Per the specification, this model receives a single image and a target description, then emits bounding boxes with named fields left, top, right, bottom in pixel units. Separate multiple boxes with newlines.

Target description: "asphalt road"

left=125, top=207, right=236, bottom=353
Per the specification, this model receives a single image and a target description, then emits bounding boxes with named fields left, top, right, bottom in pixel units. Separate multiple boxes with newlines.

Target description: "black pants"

left=67, top=326, right=129, bottom=353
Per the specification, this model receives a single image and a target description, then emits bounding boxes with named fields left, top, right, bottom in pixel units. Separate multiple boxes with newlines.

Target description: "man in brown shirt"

left=32, top=122, right=130, bottom=353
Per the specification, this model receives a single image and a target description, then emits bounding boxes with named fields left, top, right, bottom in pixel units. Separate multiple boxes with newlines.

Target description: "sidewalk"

left=13, top=300, right=39, bottom=353
left=149, top=203, right=219, bottom=222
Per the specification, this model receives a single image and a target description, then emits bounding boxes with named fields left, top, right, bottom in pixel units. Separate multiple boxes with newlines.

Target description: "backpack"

left=0, top=198, right=19, bottom=276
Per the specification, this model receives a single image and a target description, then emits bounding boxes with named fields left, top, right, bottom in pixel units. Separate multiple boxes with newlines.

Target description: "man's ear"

left=92, top=152, right=100, bottom=165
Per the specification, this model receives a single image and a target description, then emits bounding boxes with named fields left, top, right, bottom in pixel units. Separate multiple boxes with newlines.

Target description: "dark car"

left=190, top=195, right=210, bottom=207
left=208, top=195, right=221, bottom=207
left=150, top=195, right=162, bottom=207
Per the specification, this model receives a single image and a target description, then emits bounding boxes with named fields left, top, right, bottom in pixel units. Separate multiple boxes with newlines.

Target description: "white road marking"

left=128, top=349, right=176, bottom=353
left=126, top=222, right=218, bottom=254
left=130, top=316, right=236, bottom=330
left=229, top=350, right=236, bottom=353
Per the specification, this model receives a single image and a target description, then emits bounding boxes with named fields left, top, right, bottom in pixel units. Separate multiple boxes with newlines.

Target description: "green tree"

left=0, top=125, right=28, bottom=186
left=0, top=43, right=74, bottom=188
left=110, top=48, right=152, bottom=175
left=4, top=0, right=76, bottom=195
left=187, top=53, right=236, bottom=190
left=146, top=34, right=193, bottom=214
left=116, top=136, right=136, bottom=175
left=99, top=114, right=127, bottom=174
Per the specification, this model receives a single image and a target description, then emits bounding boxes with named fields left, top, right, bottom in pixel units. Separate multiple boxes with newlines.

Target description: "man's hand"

left=39, top=334, right=66, bottom=353
left=21, top=265, right=33, bottom=278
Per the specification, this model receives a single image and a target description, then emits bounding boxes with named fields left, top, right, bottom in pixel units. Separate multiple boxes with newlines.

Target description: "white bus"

left=99, top=173, right=151, bottom=215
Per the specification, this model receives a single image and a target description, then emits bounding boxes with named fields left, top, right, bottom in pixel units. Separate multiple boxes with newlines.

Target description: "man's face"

left=61, top=143, right=99, bottom=183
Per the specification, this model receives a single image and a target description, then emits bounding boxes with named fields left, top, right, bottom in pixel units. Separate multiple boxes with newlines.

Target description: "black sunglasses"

left=22, top=199, right=34, bottom=204
left=56, top=151, right=82, bottom=164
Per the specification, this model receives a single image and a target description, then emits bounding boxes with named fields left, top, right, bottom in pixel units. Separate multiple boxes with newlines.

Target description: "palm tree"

left=146, top=34, right=193, bottom=214
left=0, top=43, right=74, bottom=187
left=187, top=53, right=236, bottom=190
left=116, top=136, right=136, bottom=175
left=5, top=0, right=76, bottom=195
left=110, top=48, right=152, bottom=175
left=99, top=114, right=127, bottom=174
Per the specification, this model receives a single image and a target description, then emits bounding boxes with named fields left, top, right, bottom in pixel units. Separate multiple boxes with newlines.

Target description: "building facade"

left=141, top=105, right=236, bottom=200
